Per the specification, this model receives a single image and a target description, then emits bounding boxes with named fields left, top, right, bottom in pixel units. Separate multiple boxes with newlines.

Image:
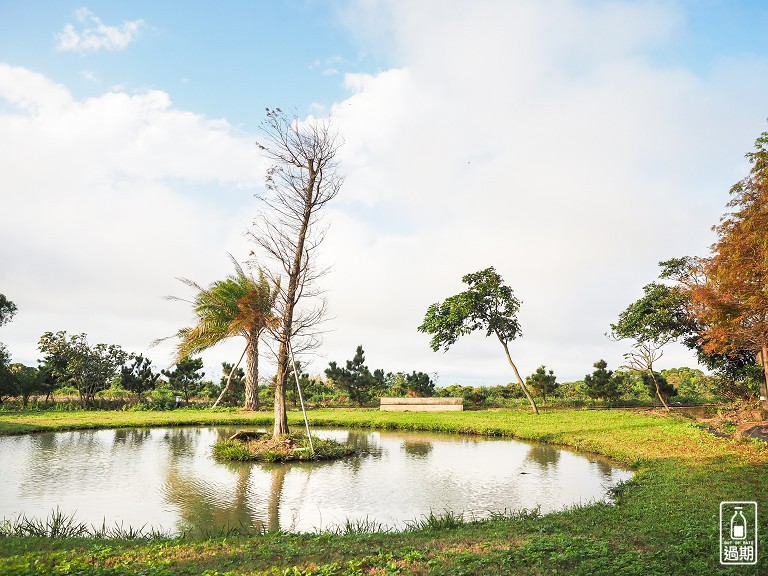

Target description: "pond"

left=0, top=427, right=632, bottom=534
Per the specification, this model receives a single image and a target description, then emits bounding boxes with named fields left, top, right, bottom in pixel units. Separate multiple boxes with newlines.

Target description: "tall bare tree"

left=250, top=108, right=343, bottom=437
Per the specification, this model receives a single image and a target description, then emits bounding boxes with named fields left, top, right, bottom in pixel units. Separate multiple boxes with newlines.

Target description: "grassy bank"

left=0, top=408, right=766, bottom=574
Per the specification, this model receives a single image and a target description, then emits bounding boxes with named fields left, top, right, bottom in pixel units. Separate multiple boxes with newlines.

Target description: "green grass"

left=0, top=408, right=766, bottom=574
left=213, top=433, right=355, bottom=462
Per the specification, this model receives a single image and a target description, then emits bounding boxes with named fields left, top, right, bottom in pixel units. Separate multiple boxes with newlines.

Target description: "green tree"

left=37, top=347, right=69, bottom=402
left=526, top=365, right=559, bottom=401
left=284, top=361, right=304, bottom=407
left=610, top=281, right=693, bottom=343
left=9, top=364, right=42, bottom=408
left=628, top=258, right=758, bottom=402
left=0, top=294, right=17, bottom=326
left=388, top=371, right=436, bottom=397
left=418, top=267, right=538, bottom=413
left=162, top=358, right=205, bottom=404
left=38, top=331, right=127, bottom=407
left=217, top=361, right=245, bottom=406
left=662, top=367, right=714, bottom=399
left=120, top=354, right=160, bottom=403
left=325, top=346, right=377, bottom=406
left=404, top=371, right=435, bottom=397
left=584, top=360, right=622, bottom=401
left=0, top=294, right=18, bottom=402
left=0, top=345, right=17, bottom=404
left=609, top=281, right=690, bottom=411
left=640, top=371, right=676, bottom=404
left=158, top=258, right=279, bottom=411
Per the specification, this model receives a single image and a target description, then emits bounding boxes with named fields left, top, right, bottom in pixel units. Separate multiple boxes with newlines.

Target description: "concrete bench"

left=379, top=397, right=463, bottom=412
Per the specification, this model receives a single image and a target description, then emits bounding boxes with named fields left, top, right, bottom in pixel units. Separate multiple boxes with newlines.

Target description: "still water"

left=0, top=427, right=632, bottom=534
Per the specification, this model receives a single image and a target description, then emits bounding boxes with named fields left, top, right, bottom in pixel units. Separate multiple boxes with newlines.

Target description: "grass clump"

left=0, top=508, right=174, bottom=540
left=213, top=432, right=355, bottom=462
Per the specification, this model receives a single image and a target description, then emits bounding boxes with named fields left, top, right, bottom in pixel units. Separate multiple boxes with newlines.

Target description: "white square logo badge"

left=720, top=501, right=758, bottom=565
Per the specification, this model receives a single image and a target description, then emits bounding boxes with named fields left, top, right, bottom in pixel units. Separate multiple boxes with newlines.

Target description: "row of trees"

left=6, top=124, right=766, bottom=420
left=324, top=345, right=435, bottom=405
left=0, top=312, right=717, bottom=410
left=0, top=294, right=245, bottom=409
left=609, top=129, right=768, bottom=414
left=1, top=326, right=214, bottom=408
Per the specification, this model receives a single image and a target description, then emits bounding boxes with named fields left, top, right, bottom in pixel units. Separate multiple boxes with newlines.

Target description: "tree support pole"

left=289, top=342, right=314, bottom=453
left=212, top=344, right=248, bottom=409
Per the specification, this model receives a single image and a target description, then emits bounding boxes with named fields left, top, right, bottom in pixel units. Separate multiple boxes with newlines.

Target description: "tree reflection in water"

left=112, top=428, right=151, bottom=449
left=1, top=427, right=632, bottom=534
left=162, top=461, right=266, bottom=534
left=587, top=456, right=614, bottom=479
left=401, top=439, right=433, bottom=458
left=525, top=444, right=561, bottom=468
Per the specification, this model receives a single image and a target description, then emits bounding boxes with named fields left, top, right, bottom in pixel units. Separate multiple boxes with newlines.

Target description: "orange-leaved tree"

left=692, top=130, right=768, bottom=414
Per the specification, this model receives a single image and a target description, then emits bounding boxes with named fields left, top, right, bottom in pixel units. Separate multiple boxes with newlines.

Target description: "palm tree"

left=156, top=258, right=279, bottom=410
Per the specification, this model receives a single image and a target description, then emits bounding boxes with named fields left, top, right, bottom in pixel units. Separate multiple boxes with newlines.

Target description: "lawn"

left=0, top=407, right=765, bottom=575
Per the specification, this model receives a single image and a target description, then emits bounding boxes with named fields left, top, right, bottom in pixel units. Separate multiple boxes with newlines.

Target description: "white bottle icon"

left=731, top=506, right=747, bottom=540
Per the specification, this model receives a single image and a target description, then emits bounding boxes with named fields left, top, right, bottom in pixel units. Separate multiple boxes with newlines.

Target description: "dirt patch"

left=693, top=408, right=767, bottom=442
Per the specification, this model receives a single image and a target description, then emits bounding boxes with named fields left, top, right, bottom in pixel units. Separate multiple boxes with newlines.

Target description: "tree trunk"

left=273, top=343, right=290, bottom=436
left=244, top=336, right=259, bottom=411
left=648, top=369, right=670, bottom=411
left=499, top=338, right=539, bottom=414
left=272, top=162, right=317, bottom=438
left=760, top=345, right=768, bottom=421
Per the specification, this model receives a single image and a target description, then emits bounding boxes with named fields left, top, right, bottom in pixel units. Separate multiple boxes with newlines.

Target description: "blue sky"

left=0, top=1, right=378, bottom=124
left=1, top=1, right=768, bottom=386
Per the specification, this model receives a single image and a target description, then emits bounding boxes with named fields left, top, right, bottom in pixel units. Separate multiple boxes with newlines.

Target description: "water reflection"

left=112, top=428, right=151, bottom=446
left=0, top=427, right=632, bottom=534
left=402, top=439, right=433, bottom=458
left=525, top=444, right=561, bottom=468
left=162, top=461, right=261, bottom=534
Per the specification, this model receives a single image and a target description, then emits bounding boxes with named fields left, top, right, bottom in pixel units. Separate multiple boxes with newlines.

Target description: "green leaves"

left=418, top=267, right=522, bottom=351
left=419, top=267, right=538, bottom=413
left=610, top=282, right=691, bottom=346
left=0, top=293, right=17, bottom=327
left=37, top=331, right=127, bottom=407
left=583, top=360, right=622, bottom=401
left=526, top=365, right=558, bottom=400
left=325, top=345, right=380, bottom=406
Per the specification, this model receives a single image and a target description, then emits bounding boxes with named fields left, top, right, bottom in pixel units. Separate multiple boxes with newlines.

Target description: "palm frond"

left=157, top=258, right=282, bottom=363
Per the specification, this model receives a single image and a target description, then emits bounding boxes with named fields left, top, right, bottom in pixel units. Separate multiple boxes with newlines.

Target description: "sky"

left=1, top=0, right=768, bottom=387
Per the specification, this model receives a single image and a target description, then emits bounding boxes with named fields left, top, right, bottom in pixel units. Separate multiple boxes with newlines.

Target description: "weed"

left=404, top=509, right=466, bottom=531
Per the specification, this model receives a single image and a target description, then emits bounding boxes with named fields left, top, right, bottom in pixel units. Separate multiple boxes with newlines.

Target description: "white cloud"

left=4, top=0, right=768, bottom=389
left=315, top=0, right=768, bottom=383
left=0, top=64, right=264, bottom=377
left=56, top=8, right=144, bottom=53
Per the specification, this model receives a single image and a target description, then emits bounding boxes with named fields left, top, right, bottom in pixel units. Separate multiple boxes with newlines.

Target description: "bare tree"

left=249, top=108, right=343, bottom=437
left=621, top=341, right=671, bottom=411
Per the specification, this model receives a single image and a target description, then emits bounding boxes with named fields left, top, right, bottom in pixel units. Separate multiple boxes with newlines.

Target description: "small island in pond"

left=213, top=431, right=355, bottom=463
